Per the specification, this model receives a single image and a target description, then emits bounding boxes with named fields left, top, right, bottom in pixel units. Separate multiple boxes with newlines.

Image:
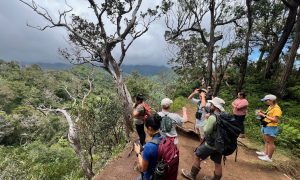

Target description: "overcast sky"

left=0, top=0, right=170, bottom=66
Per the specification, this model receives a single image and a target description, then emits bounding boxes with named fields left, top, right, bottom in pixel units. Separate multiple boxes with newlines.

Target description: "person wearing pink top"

left=232, top=92, right=249, bottom=138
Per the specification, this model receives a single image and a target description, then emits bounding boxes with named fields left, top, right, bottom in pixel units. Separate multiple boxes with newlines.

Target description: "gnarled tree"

left=20, top=0, right=160, bottom=138
left=163, top=0, right=244, bottom=86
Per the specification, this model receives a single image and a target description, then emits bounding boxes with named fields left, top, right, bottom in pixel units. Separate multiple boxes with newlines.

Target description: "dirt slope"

left=95, top=104, right=293, bottom=180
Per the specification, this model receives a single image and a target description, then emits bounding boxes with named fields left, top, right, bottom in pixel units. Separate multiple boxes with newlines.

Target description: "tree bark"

left=58, top=109, right=94, bottom=179
left=278, top=10, right=300, bottom=97
left=237, top=0, right=252, bottom=92
left=265, top=3, right=298, bottom=79
left=207, top=0, right=216, bottom=86
left=108, top=55, right=133, bottom=140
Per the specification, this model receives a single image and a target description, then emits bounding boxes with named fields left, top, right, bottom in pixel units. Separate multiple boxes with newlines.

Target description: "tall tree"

left=237, top=0, right=253, bottom=92
left=278, top=10, right=300, bottom=97
left=20, top=0, right=160, bottom=138
left=163, top=0, right=244, bottom=86
left=264, top=0, right=300, bottom=79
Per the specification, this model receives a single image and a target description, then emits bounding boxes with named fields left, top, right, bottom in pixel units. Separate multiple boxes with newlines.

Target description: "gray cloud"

left=0, top=0, right=169, bottom=66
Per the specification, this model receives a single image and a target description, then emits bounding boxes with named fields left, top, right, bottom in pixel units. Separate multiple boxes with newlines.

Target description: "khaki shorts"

left=195, top=126, right=205, bottom=139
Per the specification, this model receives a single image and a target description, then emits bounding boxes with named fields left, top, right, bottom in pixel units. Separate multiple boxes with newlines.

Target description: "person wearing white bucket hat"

left=256, top=94, right=282, bottom=162
left=182, top=97, right=225, bottom=180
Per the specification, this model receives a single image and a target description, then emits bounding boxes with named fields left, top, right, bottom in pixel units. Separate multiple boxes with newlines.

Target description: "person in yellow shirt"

left=256, top=94, right=282, bottom=162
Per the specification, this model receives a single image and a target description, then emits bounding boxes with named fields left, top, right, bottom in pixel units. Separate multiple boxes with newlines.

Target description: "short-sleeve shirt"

left=191, top=98, right=206, bottom=127
left=133, top=103, right=145, bottom=125
left=142, top=133, right=161, bottom=180
left=158, top=111, right=183, bottom=137
left=264, top=104, right=282, bottom=127
left=232, top=98, right=248, bottom=116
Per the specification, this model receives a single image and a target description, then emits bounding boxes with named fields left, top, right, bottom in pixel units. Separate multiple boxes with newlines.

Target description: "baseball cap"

left=261, top=94, right=277, bottom=101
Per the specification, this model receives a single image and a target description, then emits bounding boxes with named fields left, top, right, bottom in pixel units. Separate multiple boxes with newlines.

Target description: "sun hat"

left=161, top=98, right=173, bottom=107
left=208, top=97, right=225, bottom=112
left=261, top=94, right=277, bottom=101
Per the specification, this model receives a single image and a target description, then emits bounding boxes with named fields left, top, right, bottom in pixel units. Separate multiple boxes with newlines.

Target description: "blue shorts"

left=261, top=126, right=279, bottom=137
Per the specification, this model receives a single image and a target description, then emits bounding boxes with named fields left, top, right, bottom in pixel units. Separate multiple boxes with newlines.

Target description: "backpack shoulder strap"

left=149, top=137, right=162, bottom=145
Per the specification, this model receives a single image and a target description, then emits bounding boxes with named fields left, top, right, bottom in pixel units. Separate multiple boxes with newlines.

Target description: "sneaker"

left=256, top=151, right=266, bottom=156
left=258, top=155, right=272, bottom=162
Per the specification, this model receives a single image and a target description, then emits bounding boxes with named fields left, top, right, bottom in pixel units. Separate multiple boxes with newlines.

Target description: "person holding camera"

left=181, top=97, right=226, bottom=180
left=134, top=114, right=162, bottom=180
left=256, top=94, right=282, bottom=162
left=188, top=88, right=208, bottom=142
left=231, top=92, right=248, bottom=138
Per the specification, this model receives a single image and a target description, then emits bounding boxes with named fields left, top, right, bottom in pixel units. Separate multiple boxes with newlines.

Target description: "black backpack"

left=214, top=112, right=241, bottom=157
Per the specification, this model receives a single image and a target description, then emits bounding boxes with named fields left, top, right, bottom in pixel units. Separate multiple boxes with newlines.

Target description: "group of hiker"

left=132, top=87, right=282, bottom=180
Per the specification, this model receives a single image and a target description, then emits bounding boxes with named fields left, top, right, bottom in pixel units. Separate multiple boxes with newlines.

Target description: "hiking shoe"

left=181, top=169, right=196, bottom=180
left=258, top=155, right=272, bottom=162
left=256, top=151, right=266, bottom=156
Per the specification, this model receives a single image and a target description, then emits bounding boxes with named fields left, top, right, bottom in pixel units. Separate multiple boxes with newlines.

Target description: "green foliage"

left=171, top=96, right=189, bottom=112
left=0, top=141, right=82, bottom=179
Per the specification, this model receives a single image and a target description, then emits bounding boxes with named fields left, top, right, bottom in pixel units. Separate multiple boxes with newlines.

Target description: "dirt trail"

left=95, top=104, right=292, bottom=180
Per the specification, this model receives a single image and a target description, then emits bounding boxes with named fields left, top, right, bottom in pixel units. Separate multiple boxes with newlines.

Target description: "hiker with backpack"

left=188, top=88, right=208, bottom=143
left=158, top=98, right=188, bottom=144
left=256, top=94, right=282, bottom=162
left=133, top=94, right=151, bottom=145
left=182, top=97, right=228, bottom=180
left=231, top=91, right=249, bottom=138
left=134, top=113, right=180, bottom=180
left=134, top=113, right=162, bottom=180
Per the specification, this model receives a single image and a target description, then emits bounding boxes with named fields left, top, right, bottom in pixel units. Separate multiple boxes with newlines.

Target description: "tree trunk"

left=58, top=109, right=94, bottom=179
left=213, top=70, right=225, bottom=96
left=207, top=0, right=216, bottom=86
left=265, top=5, right=298, bottom=79
left=297, top=67, right=300, bottom=79
left=104, top=54, right=134, bottom=140
left=256, top=50, right=265, bottom=71
left=114, top=75, right=134, bottom=139
left=237, top=0, right=252, bottom=92
left=278, top=11, right=300, bottom=97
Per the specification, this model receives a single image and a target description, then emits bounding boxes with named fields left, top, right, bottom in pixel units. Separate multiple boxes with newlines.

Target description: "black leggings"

left=136, top=124, right=146, bottom=145
left=234, top=115, right=246, bottom=134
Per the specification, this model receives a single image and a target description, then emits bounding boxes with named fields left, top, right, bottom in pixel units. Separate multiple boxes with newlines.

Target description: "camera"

left=258, top=116, right=268, bottom=127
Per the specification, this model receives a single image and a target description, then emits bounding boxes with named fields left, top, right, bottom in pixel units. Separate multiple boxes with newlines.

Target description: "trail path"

left=95, top=104, right=295, bottom=180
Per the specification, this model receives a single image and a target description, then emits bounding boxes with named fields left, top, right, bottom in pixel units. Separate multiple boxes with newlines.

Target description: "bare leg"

left=266, top=135, right=276, bottom=158
left=214, top=163, right=222, bottom=176
left=263, top=135, right=268, bottom=154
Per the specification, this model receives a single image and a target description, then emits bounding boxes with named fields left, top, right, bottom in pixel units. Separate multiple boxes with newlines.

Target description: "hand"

left=134, top=143, right=141, bottom=154
left=194, top=89, right=200, bottom=94
left=182, top=107, right=187, bottom=112
left=257, top=112, right=265, bottom=117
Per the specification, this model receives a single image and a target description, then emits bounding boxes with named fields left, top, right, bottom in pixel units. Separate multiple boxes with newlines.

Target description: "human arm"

left=204, top=115, right=216, bottom=135
left=258, top=112, right=281, bottom=123
left=200, top=92, right=206, bottom=107
left=134, top=143, right=149, bottom=172
left=188, top=89, right=199, bottom=100
left=236, top=100, right=248, bottom=110
left=132, top=104, right=144, bottom=118
left=182, top=107, right=188, bottom=123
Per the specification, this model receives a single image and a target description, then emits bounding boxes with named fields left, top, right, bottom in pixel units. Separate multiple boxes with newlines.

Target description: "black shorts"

left=195, top=144, right=222, bottom=164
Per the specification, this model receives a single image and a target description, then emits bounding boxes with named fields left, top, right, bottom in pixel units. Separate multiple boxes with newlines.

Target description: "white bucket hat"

left=161, top=98, right=173, bottom=107
left=208, top=97, right=225, bottom=112
left=261, top=94, right=277, bottom=101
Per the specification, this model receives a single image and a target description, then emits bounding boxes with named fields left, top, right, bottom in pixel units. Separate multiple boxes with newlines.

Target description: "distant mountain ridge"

left=22, top=62, right=170, bottom=76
